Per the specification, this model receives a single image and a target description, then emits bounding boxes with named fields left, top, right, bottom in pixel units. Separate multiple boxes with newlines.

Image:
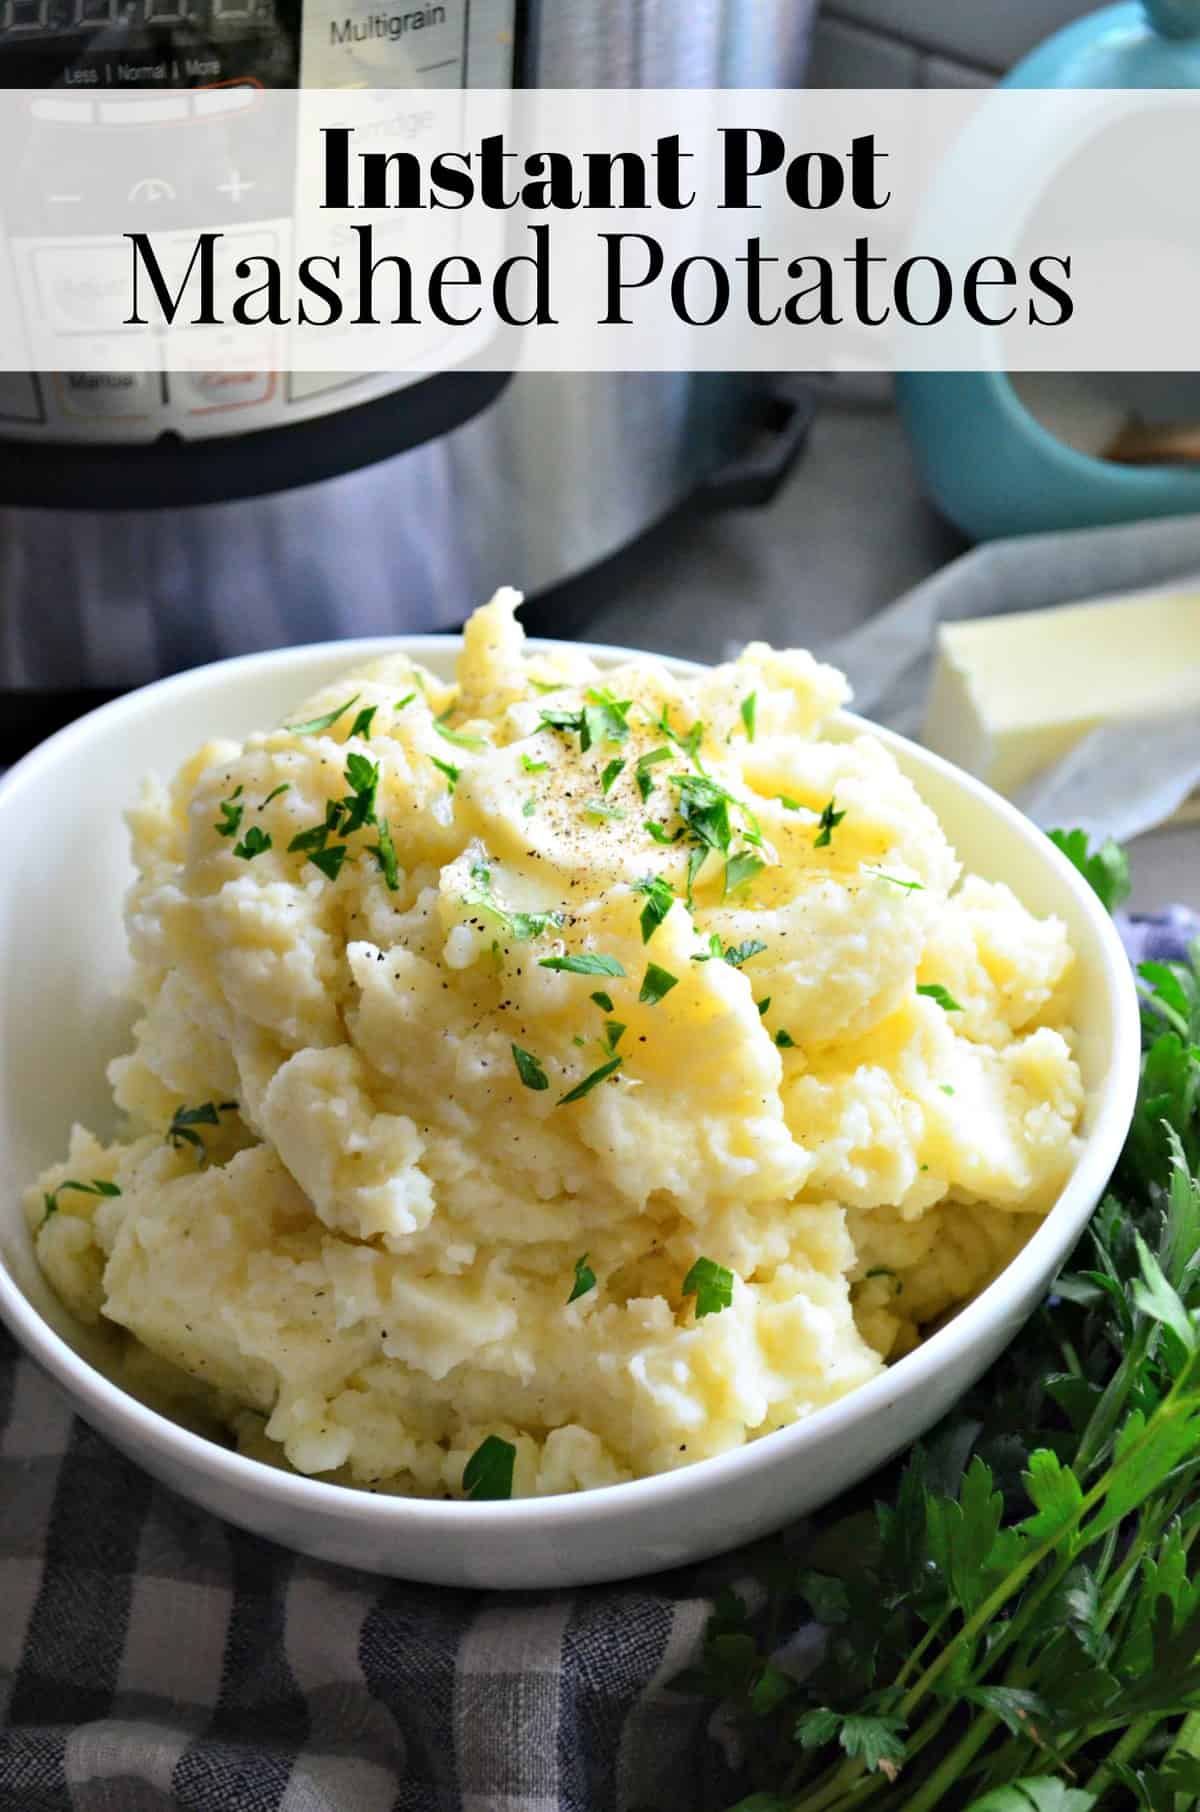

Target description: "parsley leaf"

left=540, top=953, right=626, bottom=978
left=725, top=850, right=764, bottom=896
left=289, top=798, right=346, bottom=855
left=568, top=1253, right=597, bottom=1303
left=814, top=797, right=846, bottom=848
left=349, top=705, right=377, bottom=739
left=644, top=821, right=684, bottom=846
left=511, top=1044, right=549, bottom=1092
left=682, top=1256, right=734, bottom=1318
left=41, top=1178, right=121, bottom=1224
left=463, top=863, right=564, bottom=943
left=918, top=982, right=965, bottom=1012
left=260, top=783, right=290, bottom=808
left=601, top=758, right=625, bottom=795
left=692, top=937, right=768, bottom=969
left=774, top=1027, right=796, bottom=1048
left=673, top=773, right=733, bottom=853
left=431, top=755, right=460, bottom=793
left=1048, top=827, right=1132, bottom=915
left=776, top=794, right=803, bottom=810
left=520, top=754, right=549, bottom=775
left=340, top=752, right=379, bottom=832
left=584, top=686, right=633, bottom=748
left=603, top=1020, right=626, bottom=1052
left=635, top=875, right=674, bottom=943
left=285, top=693, right=360, bottom=736
left=367, top=818, right=399, bottom=891
left=308, top=844, right=348, bottom=882
left=522, top=796, right=537, bottom=818
left=865, top=868, right=925, bottom=891
left=435, top=719, right=487, bottom=752
left=740, top=692, right=757, bottom=741
left=232, top=826, right=272, bottom=861
left=639, top=962, right=679, bottom=1005
left=167, top=1100, right=224, bottom=1158
left=463, top=1434, right=516, bottom=1501
left=635, top=746, right=672, bottom=802
left=214, top=787, right=244, bottom=837
left=395, top=691, right=416, bottom=711
left=583, top=799, right=626, bottom=822
left=539, top=706, right=585, bottom=740
left=590, top=990, right=615, bottom=1013
left=558, top=1055, right=623, bottom=1105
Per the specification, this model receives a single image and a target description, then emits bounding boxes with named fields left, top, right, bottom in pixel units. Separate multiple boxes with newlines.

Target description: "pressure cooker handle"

left=698, top=379, right=817, bottom=512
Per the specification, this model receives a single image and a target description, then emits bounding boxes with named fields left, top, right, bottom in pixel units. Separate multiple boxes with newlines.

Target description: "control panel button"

left=176, top=368, right=275, bottom=412
left=56, top=368, right=159, bottom=417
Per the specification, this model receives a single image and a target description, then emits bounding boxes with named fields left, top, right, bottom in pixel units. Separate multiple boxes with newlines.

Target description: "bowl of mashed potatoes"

left=0, top=594, right=1139, bottom=1587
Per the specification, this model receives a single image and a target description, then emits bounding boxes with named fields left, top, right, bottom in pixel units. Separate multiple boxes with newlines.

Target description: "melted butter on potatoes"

left=27, top=589, right=1085, bottom=1496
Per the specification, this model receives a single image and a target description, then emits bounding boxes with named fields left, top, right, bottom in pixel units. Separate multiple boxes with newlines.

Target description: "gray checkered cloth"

left=2, top=912, right=1194, bottom=1812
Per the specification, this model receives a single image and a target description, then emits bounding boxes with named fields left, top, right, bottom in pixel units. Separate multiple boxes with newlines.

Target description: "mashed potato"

left=27, top=592, right=1084, bottom=1498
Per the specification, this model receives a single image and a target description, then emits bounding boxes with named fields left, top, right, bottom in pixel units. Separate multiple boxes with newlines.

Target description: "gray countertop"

left=584, top=384, right=1197, bottom=919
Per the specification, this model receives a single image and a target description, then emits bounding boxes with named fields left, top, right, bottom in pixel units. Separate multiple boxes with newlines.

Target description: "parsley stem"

left=896, top=1710, right=999, bottom=1812
left=1086, top=1710, right=1168, bottom=1799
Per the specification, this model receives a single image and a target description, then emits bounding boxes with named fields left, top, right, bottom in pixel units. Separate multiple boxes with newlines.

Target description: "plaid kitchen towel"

left=1, top=911, right=1194, bottom=1812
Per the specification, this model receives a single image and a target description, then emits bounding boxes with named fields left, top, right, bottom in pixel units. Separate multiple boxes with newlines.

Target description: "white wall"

left=809, top=0, right=1097, bottom=87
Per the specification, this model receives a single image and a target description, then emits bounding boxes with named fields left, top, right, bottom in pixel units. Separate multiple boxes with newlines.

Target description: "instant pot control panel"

left=0, top=0, right=518, bottom=495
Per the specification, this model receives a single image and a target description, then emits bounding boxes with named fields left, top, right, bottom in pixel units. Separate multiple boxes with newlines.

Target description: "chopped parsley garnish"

left=367, top=819, right=399, bottom=891
left=740, top=692, right=757, bottom=741
left=635, top=746, right=672, bottom=802
left=685, top=845, right=707, bottom=910
left=308, top=844, right=348, bottom=882
left=584, top=686, right=633, bottom=748
left=539, top=705, right=585, bottom=739
left=639, top=962, right=678, bottom=1005
left=462, top=1434, right=516, bottom=1501
left=511, top=1044, right=549, bottom=1092
left=288, top=798, right=345, bottom=856
left=672, top=773, right=733, bottom=853
left=42, top=1177, right=121, bottom=1224
left=539, top=952, right=626, bottom=978
left=568, top=1253, right=597, bottom=1303
left=866, top=868, right=925, bottom=891
left=814, top=797, right=846, bottom=848
left=583, top=799, right=626, bottom=823
left=214, top=786, right=244, bottom=838
left=522, top=796, right=537, bottom=818
left=395, top=691, right=416, bottom=711
left=260, top=783, right=290, bottom=808
left=520, top=754, right=549, bottom=775
left=528, top=677, right=563, bottom=694
left=776, top=794, right=802, bottom=811
left=917, top=982, right=964, bottom=1012
left=340, top=752, right=379, bottom=832
left=603, top=1020, right=626, bottom=1052
left=464, top=863, right=564, bottom=942
left=167, top=1100, right=222, bottom=1156
left=434, top=719, right=487, bottom=752
left=558, top=1054, right=623, bottom=1105
left=600, top=758, right=625, bottom=795
left=775, top=1027, right=796, bottom=1048
left=940, top=1083, right=956, bottom=1096
left=232, top=826, right=272, bottom=861
left=692, top=936, right=768, bottom=969
left=635, top=875, right=674, bottom=943
left=682, top=1256, right=734, bottom=1318
left=431, top=755, right=460, bottom=793
left=644, top=821, right=684, bottom=846
left=349, top=705, right=377, bottom=739
left=724, top=850, right=764, bottom=896
left=590, top=990, right=615, bottom=1013
left=756, top=996, right=771, bottom=1015
left=285, top=693, right=360, bottom=736
left=653, top=704, right=707, bottom=771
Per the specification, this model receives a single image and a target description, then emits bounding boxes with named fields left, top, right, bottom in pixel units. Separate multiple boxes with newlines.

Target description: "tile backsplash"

left=811, top=0, right=1096, bottom=86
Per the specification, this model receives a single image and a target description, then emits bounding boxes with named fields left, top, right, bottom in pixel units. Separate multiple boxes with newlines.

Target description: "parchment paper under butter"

left=818, top=514, right=1200, bottom=845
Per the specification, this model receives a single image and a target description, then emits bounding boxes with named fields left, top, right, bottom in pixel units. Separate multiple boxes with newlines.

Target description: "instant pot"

left=0, top=0, right=817, bottom=753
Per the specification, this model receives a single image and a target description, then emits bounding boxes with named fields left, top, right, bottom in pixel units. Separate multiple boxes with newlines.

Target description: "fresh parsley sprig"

left=691, top=848, right=1200, bottom=1812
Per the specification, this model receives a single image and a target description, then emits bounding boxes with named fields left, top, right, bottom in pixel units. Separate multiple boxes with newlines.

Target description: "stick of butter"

left=922, top=588, right=1200, bottom=800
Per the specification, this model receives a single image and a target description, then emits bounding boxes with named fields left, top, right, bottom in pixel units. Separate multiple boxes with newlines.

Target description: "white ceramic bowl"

left=0, top=636, right=1140, bottom=1589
